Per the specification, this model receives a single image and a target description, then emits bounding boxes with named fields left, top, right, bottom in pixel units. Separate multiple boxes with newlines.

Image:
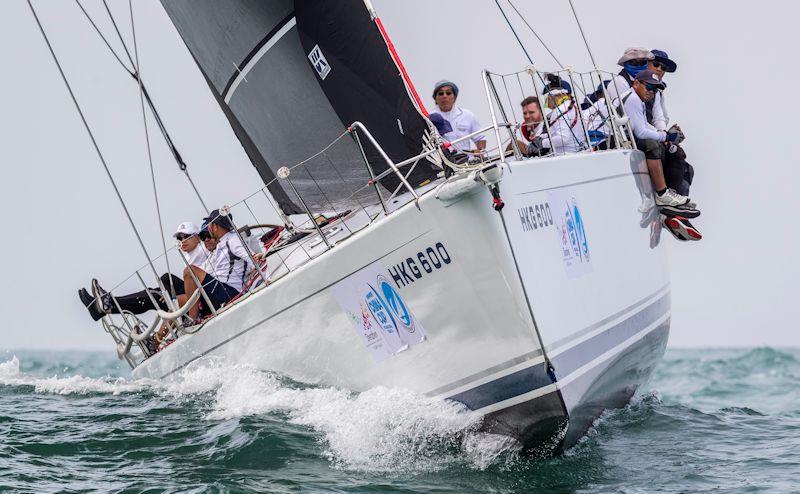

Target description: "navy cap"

left=202, top=209, right=234, bottom=231
left=634, top=69, right=665, bottom=87
left=651, top=49, right=677, bottom=73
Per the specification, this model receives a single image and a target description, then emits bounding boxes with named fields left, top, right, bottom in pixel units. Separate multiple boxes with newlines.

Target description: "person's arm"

left=651, top=92, right=668, bottom=131
left=230, top=237, right=255, bottom=272
left=624, top=97, right=666, bottom=141
left=468, top=112, right=486, bottom=151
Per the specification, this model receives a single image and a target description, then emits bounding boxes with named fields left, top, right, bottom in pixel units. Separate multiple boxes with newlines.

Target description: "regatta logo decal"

left=388, top=242, right=451, bottom=288
left=517, top=202, right=554, bottom=232
left=548, top=189, right=593, bottom=279
left=331, top=262, right=427, bottom=362
left=308, top=44, right=331, bottom=80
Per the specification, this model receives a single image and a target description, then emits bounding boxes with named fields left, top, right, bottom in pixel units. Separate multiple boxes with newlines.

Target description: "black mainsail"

left=160, top=0, right=438, bottom=215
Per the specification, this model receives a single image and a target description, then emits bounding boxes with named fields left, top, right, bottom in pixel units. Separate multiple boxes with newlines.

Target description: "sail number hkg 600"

left=387, top=242, right=451, bottom=288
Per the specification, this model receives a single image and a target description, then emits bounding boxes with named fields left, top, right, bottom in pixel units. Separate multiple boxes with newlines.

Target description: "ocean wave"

left=0, top=356, right=154, bottom=396
left=165, top=358, right=489, bottom=472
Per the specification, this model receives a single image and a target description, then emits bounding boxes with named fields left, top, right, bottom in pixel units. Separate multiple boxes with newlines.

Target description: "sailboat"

left=37, top=0, right=671, bottom=453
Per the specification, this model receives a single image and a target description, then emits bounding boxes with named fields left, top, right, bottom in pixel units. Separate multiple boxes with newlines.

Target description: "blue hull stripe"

left=550, top=293, right=670, bottom=378
left=447, top=293, right=670, bottom=410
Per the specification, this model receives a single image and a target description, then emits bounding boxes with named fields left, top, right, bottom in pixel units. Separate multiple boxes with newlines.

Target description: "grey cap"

left=617, top=47, right=655, bottom=65
left=432, top=80, right=458, bottom=98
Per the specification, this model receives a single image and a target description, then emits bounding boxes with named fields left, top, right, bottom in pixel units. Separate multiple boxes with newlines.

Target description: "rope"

left=127, top=0, right=176, bottom=299
left=27, top=0, right=162, bottom=284
left=493, top=0, right=533, bottom=64
left=567, top=0, right=598, bottom=69
left=504, top=0, right=564, bottom=69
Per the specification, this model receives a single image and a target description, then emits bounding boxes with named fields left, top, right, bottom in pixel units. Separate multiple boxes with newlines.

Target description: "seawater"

left=1, top=348, right=798, bottom=493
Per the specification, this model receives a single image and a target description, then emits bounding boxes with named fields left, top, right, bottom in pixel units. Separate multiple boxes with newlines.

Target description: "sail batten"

left=161, top=0, right=437, bottom=215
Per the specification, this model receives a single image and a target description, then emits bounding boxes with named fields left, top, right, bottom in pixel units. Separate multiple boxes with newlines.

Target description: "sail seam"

left=222, top=13, right=296, bottom=103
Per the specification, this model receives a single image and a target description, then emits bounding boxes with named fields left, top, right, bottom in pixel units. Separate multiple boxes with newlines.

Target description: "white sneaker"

left=654, top=188, right=689, bottom=207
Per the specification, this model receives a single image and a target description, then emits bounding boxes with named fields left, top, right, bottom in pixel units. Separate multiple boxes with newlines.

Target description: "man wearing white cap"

left=430, top=80, right=486, bottom=152
left=79, top=221, right=216, bottom=320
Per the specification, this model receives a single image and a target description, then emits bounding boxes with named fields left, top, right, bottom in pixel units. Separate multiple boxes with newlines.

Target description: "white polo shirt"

left=431, top=105, right=485, bottom=151
left=184, top=243, right=215, bottom=272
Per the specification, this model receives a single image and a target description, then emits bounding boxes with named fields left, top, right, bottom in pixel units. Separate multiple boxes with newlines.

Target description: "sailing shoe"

left=660, top=203, right=701, bottom=219
left=654, top=188, right=690, bottom=208
left=91, top=278, right=113, bottom=314
left=664, top=215, right=702, bottom=241
left=78, top=288, right=104, bottom=321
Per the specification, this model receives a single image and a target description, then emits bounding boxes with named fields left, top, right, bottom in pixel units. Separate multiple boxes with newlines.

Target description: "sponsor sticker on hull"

left=548, top=189, right=592, bottom=279
left=331, top=262, right=427, bottom=362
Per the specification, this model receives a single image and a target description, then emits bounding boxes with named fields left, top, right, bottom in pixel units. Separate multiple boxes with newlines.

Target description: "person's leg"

left=113, top=290, right=167, bottom=314
left=160, top=273, right=185, bottom=297
left=637, top=139, right=668, bottom=191
left=182, top=265, right=210, bottom=320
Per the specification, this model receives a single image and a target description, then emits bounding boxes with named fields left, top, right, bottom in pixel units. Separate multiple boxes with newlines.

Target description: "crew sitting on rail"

left=508, top=96, right=548, bottom=157
left=78, top=221, right=218, bottom=322
left=178, top=209, right=255, bottom=321
left=621, top=70, right=699, bottom=239
left=534, top=74, right=586, bottom=154
left=646, top=49, right=694, bottom=198
left=430, top=80, right=486, bottom=153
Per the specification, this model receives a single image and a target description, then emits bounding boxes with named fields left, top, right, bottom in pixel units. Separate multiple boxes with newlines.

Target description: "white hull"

left=133, top=148, right=670, bottom=450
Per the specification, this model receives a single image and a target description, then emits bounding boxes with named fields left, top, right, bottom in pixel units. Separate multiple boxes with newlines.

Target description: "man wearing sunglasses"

left=622, top=70, right=696, bottom=214
left=430, top=80, right=486, bottom=153
left=78, top=221, right=216, bottom=321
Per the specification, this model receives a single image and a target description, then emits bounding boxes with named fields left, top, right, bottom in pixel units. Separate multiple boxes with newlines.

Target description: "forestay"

left=160, top=0, right=439, bottom=215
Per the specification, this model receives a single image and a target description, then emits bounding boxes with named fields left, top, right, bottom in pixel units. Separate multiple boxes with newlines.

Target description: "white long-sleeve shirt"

left=542, top=100, right=586, bottom=153
left=604, top=74, right=669, bottom=130
left=622, top=89, right=667, bottom=142
left=430, top=105, right=485, bottom=151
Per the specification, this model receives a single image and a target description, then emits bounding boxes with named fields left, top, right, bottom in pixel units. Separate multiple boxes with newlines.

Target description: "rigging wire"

left=567, top=0, right=598, bottom=69
left=101, top=0, right=135, bottom=68
left=128, top=0, right=175, bottom=300
left=74, top=0, right=133, bottom=75
left=76, top=0, right=209, bottom=213
left=27, top=0, right=163, bottom=285
left=504, top=0, right=564, bottom=69
left=493, top=0, right=533, bottom=64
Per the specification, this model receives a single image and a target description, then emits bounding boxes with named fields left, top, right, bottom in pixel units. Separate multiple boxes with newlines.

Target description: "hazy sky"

left=2, top=0, right=798, bottom=353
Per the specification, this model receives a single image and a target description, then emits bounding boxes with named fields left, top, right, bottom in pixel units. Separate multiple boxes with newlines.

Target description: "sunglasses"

left=175, top=233, right=194, bottom=241
left=436, top=90, right=454, bottom=96
left=199, top=232, right=212, bottom=241
left=644, top=83, right=662, bottom=92
left=651, top=61, right=667, bottom=70
left=628, top=59, right=648, bottom=67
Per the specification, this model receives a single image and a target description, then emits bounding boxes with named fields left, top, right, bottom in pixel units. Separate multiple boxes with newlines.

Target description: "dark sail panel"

left=161, top=0, right=437, bottom=215
left=294, top=0, right=438, bottom=191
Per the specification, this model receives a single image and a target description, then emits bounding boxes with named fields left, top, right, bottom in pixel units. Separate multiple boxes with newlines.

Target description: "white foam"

left=1, top=355, right=520, bottom=471
left=169, top=358, right=498, bottom=472
left=0, top=356, right=154, bottom=395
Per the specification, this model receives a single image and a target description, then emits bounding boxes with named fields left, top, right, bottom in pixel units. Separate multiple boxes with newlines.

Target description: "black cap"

left=202, top=209, right=234, bottom=231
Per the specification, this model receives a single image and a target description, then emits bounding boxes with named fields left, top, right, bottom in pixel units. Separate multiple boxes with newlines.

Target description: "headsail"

left=160, top=0, right=438, bottom=215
